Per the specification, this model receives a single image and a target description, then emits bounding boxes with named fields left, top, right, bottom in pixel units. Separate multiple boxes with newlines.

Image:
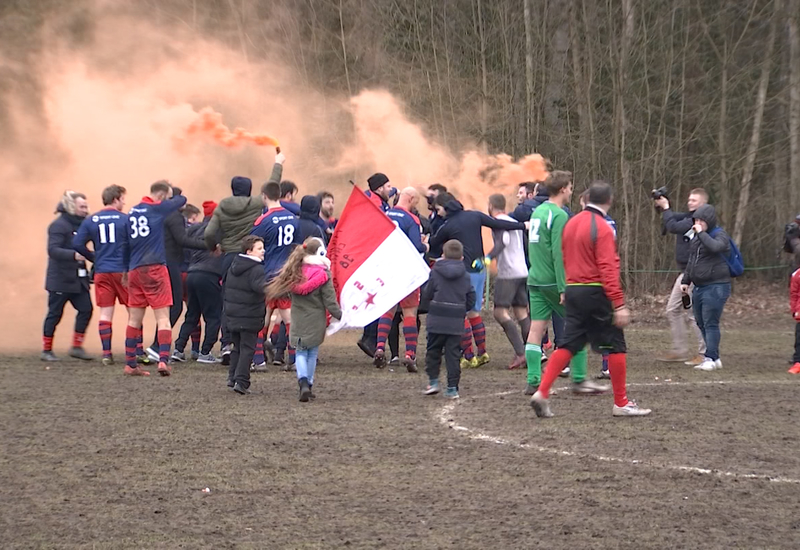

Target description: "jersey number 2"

left=528, top=218, right=541, bottom=243
left=278, top=225, right=295, bottom=247
left=130, top=216, right=151, bottom=239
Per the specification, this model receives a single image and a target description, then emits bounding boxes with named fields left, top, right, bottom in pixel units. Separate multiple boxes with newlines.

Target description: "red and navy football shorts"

left=399, top=287, right=421, bottom=309
left=94, top=272, right=128, bottom=308
left=181, top=271, right=188, bottom=303
left=128, top=265, right=173, bottom=310
left=268, top=296, right=292, bottom=311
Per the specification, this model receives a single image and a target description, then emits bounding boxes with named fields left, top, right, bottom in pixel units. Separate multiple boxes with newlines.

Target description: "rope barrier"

left=625, top=265, right=788, bottom=274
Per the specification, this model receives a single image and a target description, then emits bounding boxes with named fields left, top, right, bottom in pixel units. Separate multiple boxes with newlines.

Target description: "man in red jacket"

left=530, top=181, right=651, bottom=417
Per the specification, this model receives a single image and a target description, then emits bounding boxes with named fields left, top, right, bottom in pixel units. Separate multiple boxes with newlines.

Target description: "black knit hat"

left=367, top=172, right=389, bottom=191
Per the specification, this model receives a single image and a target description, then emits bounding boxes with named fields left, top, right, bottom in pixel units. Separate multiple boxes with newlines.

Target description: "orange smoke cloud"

left=183, top=107, right=280, bottom=149
left=338, top=90, right=548, bottom=209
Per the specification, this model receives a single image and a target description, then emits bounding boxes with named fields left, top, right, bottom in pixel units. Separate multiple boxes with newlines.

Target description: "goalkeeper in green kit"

left=524, top=171, right=609, bottom=395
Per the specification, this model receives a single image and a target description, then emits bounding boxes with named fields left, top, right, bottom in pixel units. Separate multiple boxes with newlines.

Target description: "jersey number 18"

left=278, top=224, right=295, bottom=247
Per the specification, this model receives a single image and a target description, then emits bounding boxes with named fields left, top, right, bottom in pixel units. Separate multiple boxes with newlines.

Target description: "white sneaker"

left=530, top=391, right=554, bottom=418
left=571, top=380, right=611, bottom=394
left=714, top=359, right=723, bottom=370
left=146, top=347, right=160, bottom=362
left=559, top=366, right=570, bottom=378
left=612, top=400, right=652, bottom=417
left=694, top=358, right=717, bottom=371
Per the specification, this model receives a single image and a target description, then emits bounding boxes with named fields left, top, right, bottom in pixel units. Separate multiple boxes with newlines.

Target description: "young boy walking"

left=422, top=240, right=476, bottom=398
left=224, top=235, right=267, bottom=395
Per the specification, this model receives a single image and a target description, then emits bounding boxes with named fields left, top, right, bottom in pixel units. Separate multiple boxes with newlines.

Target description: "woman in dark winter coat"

left=224, top=235, right=268, bottom=394
left=42, top=191, right=94, bottom=362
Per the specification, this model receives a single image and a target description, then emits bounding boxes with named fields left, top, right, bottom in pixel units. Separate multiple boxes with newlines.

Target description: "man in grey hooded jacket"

left=204, top=151, right=285, bottom=362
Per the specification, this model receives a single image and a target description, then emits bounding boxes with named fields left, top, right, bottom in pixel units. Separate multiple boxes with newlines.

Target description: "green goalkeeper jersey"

left=527, top=201, right=568, bottom=292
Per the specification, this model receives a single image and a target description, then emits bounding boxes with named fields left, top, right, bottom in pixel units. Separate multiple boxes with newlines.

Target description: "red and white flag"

left=327, top=186, right=430, bottom=334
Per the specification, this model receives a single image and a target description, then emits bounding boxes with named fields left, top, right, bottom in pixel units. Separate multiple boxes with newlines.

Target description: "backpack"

left=709, top=227, right=744, bottom=277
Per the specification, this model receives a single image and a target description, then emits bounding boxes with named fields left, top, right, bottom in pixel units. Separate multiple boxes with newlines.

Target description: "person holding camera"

left=654, top=188, right=708, bottom=365
left=680, top=204, right=731, bottom=372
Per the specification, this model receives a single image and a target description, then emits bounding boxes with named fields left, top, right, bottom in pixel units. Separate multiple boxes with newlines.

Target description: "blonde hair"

left=59, top=190, right=86, bottom=215
left=266, top=237, right=325, bottom=299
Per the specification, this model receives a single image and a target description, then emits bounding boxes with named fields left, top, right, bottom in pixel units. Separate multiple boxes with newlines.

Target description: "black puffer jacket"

left=224, top=254, right=267, bottom=332
left=422, top=259, right=476, bottom=335
left=682, top=205, right=731, bottom=287
left=187, top=222, right=224, bottom=276
left=429, top=199, right=525, bottom=273
left=45, top=204, right=91, bottom=293
left=164, top=210, right=206, bottom=265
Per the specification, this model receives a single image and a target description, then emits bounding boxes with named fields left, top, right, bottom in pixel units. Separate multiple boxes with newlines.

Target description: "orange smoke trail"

left=183, top=106, right=280, bottom=148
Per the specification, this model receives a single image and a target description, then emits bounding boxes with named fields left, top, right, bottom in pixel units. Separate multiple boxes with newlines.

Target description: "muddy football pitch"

left=2, top=320, right=799, bottom=549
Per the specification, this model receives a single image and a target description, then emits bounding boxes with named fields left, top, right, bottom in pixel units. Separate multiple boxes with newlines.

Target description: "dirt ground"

left=2, top=317, right=799, bottom=549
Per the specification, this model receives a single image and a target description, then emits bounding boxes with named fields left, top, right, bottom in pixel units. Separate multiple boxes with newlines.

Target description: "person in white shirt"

left=484, top=194, right=530, bottom=369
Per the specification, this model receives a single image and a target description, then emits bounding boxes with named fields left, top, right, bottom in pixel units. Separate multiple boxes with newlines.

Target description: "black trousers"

left=794, top=322, right=800, bottom=363
left=219, top=252, right=238, bottom=347
left=151, top=263, right=183, bottom=349
left=43, top=289, right=93, bottom=338
left=228, top=330, right=258, bottom=389
left=175, top=271, right=222, bottom=354
left=425, top=333, right=461, bottom=389
left=561, top=286, right=627, bottom=355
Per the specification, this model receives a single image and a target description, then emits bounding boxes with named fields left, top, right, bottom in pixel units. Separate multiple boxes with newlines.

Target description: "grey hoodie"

left=682, top=204, right=731, bottom=286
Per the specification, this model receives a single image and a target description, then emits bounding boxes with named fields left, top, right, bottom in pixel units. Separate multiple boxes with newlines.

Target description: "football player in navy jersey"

left=74, top=185, right=140, bottom=365
left=373, top=188, right=429, bottom=372
left=124, top=181, right=186, bottom=377
left=250, top=181, right=299, bottom=368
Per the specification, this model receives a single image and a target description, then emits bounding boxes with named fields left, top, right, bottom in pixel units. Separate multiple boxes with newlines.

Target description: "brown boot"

left=684, top=354, right=704, bottom=366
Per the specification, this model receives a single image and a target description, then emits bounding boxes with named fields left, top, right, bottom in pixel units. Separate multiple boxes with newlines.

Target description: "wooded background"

left=2, top=0, right=799, bottom=294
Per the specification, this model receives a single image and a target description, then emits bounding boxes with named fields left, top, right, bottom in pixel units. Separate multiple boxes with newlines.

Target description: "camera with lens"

left=651, top=186, right=669, bottom=212
left=682, top=228, right=696, bottom=242
left=651, top=186, right=669, bottom=200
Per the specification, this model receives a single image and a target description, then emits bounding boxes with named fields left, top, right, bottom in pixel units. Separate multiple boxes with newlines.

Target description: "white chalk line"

left=437, top=379, right=800, bottom=484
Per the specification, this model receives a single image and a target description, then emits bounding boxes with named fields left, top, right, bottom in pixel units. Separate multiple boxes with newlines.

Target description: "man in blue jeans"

left=680, top=204, right=731, bottom=372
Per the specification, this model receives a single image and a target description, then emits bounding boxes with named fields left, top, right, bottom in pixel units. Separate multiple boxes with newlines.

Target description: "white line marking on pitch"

left=437, top=379, right=800, bottom=484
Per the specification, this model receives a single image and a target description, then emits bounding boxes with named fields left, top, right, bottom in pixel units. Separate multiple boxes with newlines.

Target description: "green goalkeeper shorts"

left=528, top=285, right=564, bottom=321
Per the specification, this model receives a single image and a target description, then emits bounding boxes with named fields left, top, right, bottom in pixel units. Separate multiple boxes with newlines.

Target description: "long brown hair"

left=266, top=237, right=325, bottom=299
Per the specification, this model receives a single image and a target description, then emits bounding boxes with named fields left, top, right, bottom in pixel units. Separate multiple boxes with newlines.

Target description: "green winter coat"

left=204, top=163, right=283, bottom=253
left=289, top=255, right=342, bottom=350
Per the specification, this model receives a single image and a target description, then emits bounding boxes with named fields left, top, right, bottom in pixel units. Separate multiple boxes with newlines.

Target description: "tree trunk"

left=523, top=0, right=534, bottom=148
left=732, top=0, right=779, bottom=246
left=544, top=0, right=569, bottom=159
left=790, top=9, right=800, bottom=213
left=617, top=0, right=635, bottom=285
left=337, top=0, right=352, bottom=97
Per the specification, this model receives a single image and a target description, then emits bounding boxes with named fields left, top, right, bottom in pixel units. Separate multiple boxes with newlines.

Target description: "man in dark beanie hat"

left=365, top=172, right=392, bottom=213
left=204, top=149, right=286, bottom=363
left=356, top=173, right=394, bottom=356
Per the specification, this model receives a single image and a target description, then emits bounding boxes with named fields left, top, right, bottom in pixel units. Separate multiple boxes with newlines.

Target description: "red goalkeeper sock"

left=607, top=353, right=629, bottom=408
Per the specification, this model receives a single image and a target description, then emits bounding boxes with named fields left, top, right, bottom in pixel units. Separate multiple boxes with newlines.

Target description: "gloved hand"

left=471, top=256, right=490, bottom=271
left=275, top=152, right=286, bottom=165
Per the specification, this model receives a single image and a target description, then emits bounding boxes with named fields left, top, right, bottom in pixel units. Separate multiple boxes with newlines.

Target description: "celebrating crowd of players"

left=42, top=149, right=800, bottom=413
